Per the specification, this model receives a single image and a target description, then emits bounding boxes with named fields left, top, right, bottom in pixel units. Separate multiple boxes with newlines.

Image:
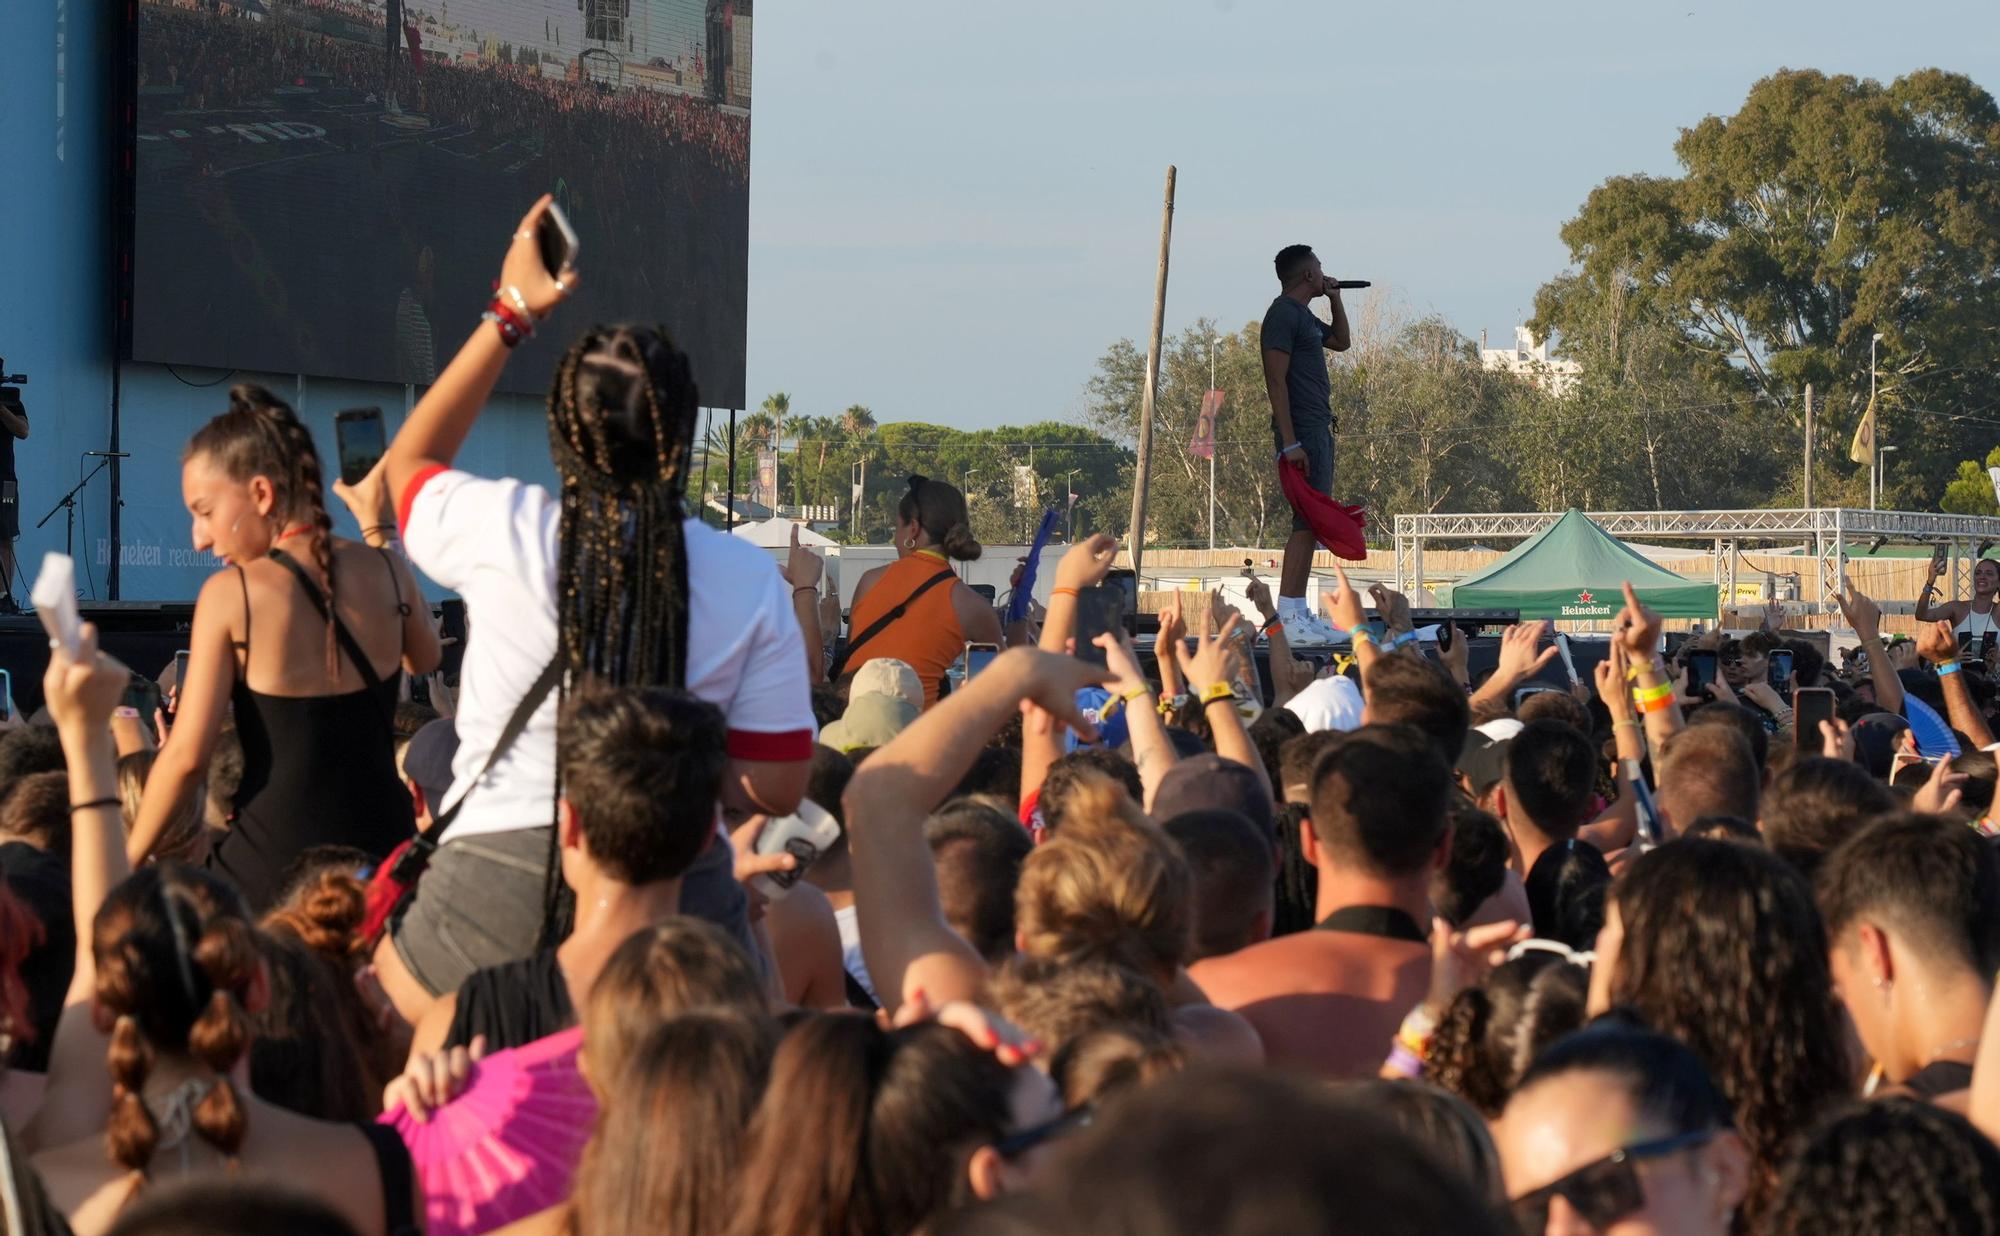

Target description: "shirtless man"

left=1189, top=723, right=1448, bottom=1076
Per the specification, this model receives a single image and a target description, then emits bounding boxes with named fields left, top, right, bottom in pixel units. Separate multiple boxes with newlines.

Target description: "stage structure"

left=1394, top=508, right=2000, bottom=614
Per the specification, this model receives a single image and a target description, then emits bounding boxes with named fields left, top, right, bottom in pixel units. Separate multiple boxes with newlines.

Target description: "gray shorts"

left=1275, top=416, right=1336, bottom=532
left=388, top=822, right=754, bottom=997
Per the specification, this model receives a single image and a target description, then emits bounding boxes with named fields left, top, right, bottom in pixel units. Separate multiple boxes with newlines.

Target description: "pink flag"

left=1190, top=389, right=1223, bottom=460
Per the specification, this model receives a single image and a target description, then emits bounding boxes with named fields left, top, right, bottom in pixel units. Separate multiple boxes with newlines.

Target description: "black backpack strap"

left=826, top=566, right=955, bottom=682
left=402, top=653, right=564, bottom=865
left=268, top=547, right=386, bottom=698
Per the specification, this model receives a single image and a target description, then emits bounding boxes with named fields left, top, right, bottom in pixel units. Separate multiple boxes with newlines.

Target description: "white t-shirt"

left=833, top=904, right=878, bottom=1006
left=400, top=466, right=817, bottom=843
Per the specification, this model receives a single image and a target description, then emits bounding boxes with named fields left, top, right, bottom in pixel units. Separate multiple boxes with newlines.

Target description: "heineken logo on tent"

left=1561, top=587, right=1615, bottom=618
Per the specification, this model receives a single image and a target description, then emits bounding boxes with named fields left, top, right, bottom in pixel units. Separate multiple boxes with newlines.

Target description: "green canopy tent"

left=1449, top=509, right=1718, bottom=621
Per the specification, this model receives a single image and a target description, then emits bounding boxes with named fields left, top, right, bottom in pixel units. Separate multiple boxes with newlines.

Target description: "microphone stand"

left=36, top=455, right=113, bottom=561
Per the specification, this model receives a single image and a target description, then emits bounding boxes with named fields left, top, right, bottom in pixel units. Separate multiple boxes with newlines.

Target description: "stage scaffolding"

left=1393, top=509, right=2000, bottom=614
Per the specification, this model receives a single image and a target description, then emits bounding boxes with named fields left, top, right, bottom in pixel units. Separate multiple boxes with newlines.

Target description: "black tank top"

left=207, top=551, right=415, bottom=912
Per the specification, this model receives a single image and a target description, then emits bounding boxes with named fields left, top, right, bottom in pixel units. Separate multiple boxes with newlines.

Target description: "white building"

left=1480, top=326, right=1581, bottom=397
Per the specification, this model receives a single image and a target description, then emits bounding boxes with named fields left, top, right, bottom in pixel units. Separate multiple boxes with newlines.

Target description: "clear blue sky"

left=742, top=0, right=2000, bottom=429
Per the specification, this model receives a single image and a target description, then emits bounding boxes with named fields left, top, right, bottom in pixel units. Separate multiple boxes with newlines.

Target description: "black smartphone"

left=1766, top=648, right=1795, bottom=691
left=121, top=675, right=161, bottom=718
left=1686, top=650, right=1719, bottom=697
left=1437, top=621, right=1457, bottom=653
left=1794, top=687, right=1834, bottom=751
left=969, top=583, right=997, bottom=604
left=1932, top=544, right=1951, bottom=574
left=168, top=649, right=191, bottom=718
left=961, top=642, right=1001, bottom=681
left=538, top=201, right=580, bottom=276
left=0, top=668, right=10, bottom=722
left=333, top=408, right=386, bottom=488
left=1104, top=569, right=1139, bottom=621
left=1072, top=585, right=1126, bottom=668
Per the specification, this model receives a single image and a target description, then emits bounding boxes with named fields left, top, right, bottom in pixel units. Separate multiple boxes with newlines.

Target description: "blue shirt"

left=1261, top=295, right=1332, bottom=424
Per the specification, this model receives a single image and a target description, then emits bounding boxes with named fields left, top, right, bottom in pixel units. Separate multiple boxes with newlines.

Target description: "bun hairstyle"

left=185, top=385, right=339, bottom=679
left=898, top=476, right=981, bottom=562
left=94, top=865, right=259, bottom=1174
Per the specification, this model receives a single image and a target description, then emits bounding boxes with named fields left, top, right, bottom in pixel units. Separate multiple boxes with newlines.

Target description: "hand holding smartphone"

left=1072, top=586, right=1126, bottom=668
left=333, top=408, right=386, bottom=488
left=538, top=201, right=580, bottom=276
left=1793, top=687, right=1834, bottom=751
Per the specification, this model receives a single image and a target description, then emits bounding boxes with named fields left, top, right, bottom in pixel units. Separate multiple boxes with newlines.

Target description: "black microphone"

left=84, top=451, right=131, bottom=458
left=1332, top=280, right=1371, bottom=290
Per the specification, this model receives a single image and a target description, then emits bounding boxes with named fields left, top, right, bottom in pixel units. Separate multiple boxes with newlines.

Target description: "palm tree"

left=841, top=404, right=876, bottom=440
left=783, top=412, right=813, bottom=507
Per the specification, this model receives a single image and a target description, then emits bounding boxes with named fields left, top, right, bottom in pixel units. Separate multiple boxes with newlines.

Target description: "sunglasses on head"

left=993, top=1102, right=1095, bottom=1160
left=1509, top=1127, right=1716, bottom=1233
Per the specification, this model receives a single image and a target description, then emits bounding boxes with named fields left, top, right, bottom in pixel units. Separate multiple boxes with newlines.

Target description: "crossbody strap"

left=826, top=567, right=955, bottom=682
left=416, top=653, right=564, bottom=852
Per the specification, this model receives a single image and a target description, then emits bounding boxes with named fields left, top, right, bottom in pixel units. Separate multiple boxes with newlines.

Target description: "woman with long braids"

left=130, top=386, right=438, bottom=911
left=27, top=628, right=417, bottom=1236
left=354, top=197, right=815, bottom=1026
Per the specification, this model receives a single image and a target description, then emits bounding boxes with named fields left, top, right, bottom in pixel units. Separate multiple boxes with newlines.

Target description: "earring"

left=905, top=537, right=916, bottom=550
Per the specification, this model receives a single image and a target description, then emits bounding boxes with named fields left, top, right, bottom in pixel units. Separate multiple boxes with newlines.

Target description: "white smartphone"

left=31, top=552, right=82, bottom=658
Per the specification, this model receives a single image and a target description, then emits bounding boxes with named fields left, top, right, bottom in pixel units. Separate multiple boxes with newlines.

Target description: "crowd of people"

left=137, top=4, right=751, bottom=176
left=9, top=199, right=2000, bottom=1236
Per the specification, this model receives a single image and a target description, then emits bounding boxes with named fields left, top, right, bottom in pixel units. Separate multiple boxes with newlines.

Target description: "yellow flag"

left=1849, top=392, right=1877, bottom=465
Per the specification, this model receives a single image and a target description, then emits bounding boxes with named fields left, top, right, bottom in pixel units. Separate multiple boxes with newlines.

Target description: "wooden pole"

left=1126, top=166, right=1177, bottom=581
left=1802, top=383, right=1815, bottom=508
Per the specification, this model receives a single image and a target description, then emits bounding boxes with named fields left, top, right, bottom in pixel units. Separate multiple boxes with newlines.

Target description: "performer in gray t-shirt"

left=1260, top=244, right=1351, bottom=645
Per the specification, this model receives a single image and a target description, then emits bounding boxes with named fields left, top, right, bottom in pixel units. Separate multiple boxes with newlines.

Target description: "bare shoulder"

left=1172, top=1004, right=1264, bottom=1065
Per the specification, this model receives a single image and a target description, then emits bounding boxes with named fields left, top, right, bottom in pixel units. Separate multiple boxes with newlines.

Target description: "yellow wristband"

left=1633, top=682, right=1673, bottom=705
left=1199, top=682, right=1237, bottom=706
left=1119, top=686, right=1151, bottom=707
left=1351, top=628, right=1378, bottom=647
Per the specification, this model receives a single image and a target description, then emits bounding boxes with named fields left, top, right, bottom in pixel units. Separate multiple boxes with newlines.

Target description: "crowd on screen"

left=9, top=200, right=2000, bottom=1236
left=136, top=5, right=749, bottom=177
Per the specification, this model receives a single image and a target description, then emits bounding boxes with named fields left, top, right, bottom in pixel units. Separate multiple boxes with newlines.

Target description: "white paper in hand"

left=30, top=552, right=83, bottom=658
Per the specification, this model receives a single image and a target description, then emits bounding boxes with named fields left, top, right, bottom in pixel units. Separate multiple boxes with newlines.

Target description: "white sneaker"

left=1280, top=609, right=1342, bottom=647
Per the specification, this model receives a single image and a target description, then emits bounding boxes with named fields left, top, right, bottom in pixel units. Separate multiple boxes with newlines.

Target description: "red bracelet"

left=484, top=298, right=534, bottom=348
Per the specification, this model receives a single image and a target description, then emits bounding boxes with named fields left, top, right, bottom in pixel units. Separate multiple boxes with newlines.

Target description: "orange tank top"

left=847, top=551, right=964, bottom=708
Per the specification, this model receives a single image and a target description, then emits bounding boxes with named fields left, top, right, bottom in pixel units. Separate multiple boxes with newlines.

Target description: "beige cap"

left=851, top=657, right=924, bottom=713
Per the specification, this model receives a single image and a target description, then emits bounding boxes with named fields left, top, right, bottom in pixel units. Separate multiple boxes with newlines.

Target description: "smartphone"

left=121, top=675, right=161, bottom=719
left=168, top=649, right=191, bottom=720
left=1793, top=687, right=1834, bottom=751
left=1513, top=685, right=1561, bottom=710
left=1105, top=569, right=1138, bottom=620
left=1766, top=648, right=1795, bottom=691
left=969, top=583, right=997, bottom=604
left=960, top=642, right=1000, bottom=682
left=751, top=799, right=842, bottom=900
left=1932, top=544, right=1951, bottom=574
left=1437, top=621, right=1457, bottom=653
left=538, top=201, right=580, bottom=276
left=0, top=668, right=10, bottom=722
left=1072, top=585, right=1126, bottom=668
left=1686, top=650, right=1719, bottom=697
left=333, top=408, right=386, bottom=488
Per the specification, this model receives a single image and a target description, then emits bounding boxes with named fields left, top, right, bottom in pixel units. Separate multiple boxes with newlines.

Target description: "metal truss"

left=1392, top=508, right=2000, bottom=613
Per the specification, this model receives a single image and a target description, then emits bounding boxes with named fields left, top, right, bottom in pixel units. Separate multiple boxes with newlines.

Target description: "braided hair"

left=185, top=385, right=340, bottom=681
left=538, top=326, right=700, bottom=942
left=1767, top=1099, right=2000, bottom=1236
left=94, top=864, right=259, bottom=1175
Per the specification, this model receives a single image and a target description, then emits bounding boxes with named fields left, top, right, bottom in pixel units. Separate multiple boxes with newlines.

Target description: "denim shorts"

left=1274, top=415, right=1337, bottom=532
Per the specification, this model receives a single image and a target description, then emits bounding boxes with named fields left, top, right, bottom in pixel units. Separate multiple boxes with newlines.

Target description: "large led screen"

left=132, top=0, right=750, bottom=405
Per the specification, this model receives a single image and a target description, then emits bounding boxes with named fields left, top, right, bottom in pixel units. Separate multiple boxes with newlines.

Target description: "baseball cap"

left=1456, top=719, right=1523, bottom=797
left=403, top=718, right=460, bottom=815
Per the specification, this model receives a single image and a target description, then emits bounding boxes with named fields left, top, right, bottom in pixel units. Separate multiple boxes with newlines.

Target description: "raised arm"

left=1837, top=577, right=1904, bottom=717
left=1580, top=644, right=1646, bottom=853
left=1176, top=612, right=1272, bottom=804
left=1099, top=632, right=1177, bottom=813
left=1919, top=619, right=1997, bottom=750
left=1322, top=285, right=1352, bottom=353
left=1037, top=534, right=1117, bottom=654
left=382, top=196, right=578, bottom=505
left=1613, top=582, right=1686, bottom=749
left=1470, top=621, right=1559, bottom=715
left=129, top=570, right=237, bottom=863
left=23, top=625, right=133, bottom=1151
left=781, top=526, right=827, bottom=684
left=848, top=648, right=1110, bottom=1014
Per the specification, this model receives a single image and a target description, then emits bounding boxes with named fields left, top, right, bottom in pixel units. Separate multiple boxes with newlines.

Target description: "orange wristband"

left=1051, top=587, right=1078, bottom=599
